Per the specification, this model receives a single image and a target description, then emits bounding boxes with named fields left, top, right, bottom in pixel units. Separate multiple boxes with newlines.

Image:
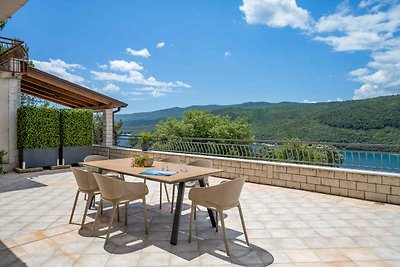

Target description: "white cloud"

left=132, top=87, right=174, bottom=98
left=239, top=0, right=313, bottom=30
left=240, top=0, right=400, bottom=100
left=91, top=70, right=191, bottom=89
left=359, top=0, right=396, bottom=11
left=224, top=51, right=231, bottom=57
left=156, top=42, right=165, bottom=48
left=303, top=99, right=317, bottom=103
left=352, top=48, right=400, bottom=99
left=32, top=59, right=85, bottom=83
left=102, top=83, right=120, bottom=92
left=314, top=6, right=400, bottom=52
left=109, top=60, right=143, bottom=72
left=349, top=68, right=370, bottom=77
left=126, top=47, right=151, bottom=58
left=98, top=64, right=108, bottom=70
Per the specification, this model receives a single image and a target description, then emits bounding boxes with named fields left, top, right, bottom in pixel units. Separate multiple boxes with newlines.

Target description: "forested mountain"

left=116, top=95, right=400, bottom=144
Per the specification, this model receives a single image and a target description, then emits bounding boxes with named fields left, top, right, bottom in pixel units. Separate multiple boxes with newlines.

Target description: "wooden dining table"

left=80, top=157, right=222, bottom=245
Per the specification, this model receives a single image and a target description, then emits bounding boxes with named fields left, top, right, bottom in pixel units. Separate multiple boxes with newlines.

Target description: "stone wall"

left=92, top=145, right=400, bottom=205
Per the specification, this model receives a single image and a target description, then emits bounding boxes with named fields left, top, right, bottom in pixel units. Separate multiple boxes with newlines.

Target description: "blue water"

left=340, top=151, right=399, bottom=173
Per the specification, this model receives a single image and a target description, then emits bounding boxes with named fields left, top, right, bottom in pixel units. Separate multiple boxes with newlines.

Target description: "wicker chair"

left=69, top=168, right=102, bottom=229
left=92, top=173, right=149, bottom=244
left=188, top=177, right=249, bottom=256
left=171, top=159, right=212, bottom=213
left=83, top=155, right=124, bottom=180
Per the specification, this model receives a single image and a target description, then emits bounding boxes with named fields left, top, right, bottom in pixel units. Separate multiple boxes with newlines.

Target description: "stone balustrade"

left=92, top=145, right=400, bottom=205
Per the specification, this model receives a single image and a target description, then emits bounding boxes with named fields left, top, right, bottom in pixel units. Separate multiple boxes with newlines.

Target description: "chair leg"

left=117, top=205, right=120, bottom=221
left=100, top=198, right=103, bottom=215
left=92, top=199, right=103, bottom=236
left=188, top=203, right=195, bottom=243
left=143, top=198, right=148, bottom=234
left=159, top=182, right=162, bottom=209
left=215, top=211, right=218, bottom=232
left=81, top=193, right=92, bottom=230
left=194, top=207, right=197, bottom=220
left=238, top=203, right=249, bottom=246
left=120, top=174, right=125, bottom=181
left=105, top=204, right=117, bottom=243
left=164, top=183, right=170, bottom=202
left=69, top=190, right=80, bottom=224
left=125, top=203, right=128, bottom=226
left=170, top=184, right=175, bottom=214
left=219, top=210, right=230, bottom=256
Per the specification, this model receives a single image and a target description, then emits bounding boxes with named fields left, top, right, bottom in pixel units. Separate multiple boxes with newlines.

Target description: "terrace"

left=0, top=144, right=400, bottom=266
left=0, top=14, right=399, bottom=266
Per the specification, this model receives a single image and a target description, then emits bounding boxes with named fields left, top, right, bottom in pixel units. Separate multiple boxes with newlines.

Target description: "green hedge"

left=60, top=109, right=93, bottom=147
left=17, top=106, right=61, bottom=149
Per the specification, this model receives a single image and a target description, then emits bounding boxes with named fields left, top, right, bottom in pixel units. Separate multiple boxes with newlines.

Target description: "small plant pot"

left=141, top=142, right=150, bottom=151
left=143, top=159, right=154, bottom=167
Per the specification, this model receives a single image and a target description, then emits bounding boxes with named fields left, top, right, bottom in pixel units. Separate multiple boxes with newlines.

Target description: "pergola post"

left=102, top=108, right=113, bottom=147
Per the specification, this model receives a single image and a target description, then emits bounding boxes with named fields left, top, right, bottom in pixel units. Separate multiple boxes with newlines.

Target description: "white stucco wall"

left=0, top=72, right=21, bottom=172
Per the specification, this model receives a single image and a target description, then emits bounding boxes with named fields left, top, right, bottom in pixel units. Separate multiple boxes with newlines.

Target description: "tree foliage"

left=0, top=150, right=7, bottom=174
left=113, top=119, right=123, bottom=145
left=270, top=138, right=343, bottom=166
left=155, top=110, right=252, bottom=139
left=118, top=95, right=400, bottom=145
left=93, top=112, right=103, bottom=144
left=20, top=93, right=50, bottom=107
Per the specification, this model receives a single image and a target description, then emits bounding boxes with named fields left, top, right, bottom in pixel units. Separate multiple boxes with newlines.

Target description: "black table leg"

left=170, top=181, right=185, bottom=245
left=90, top=195, right=95, bottom=209
left=198, top=178, right=216, bottom=227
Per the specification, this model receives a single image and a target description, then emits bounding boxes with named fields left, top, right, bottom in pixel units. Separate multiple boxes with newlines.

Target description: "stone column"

left=0, top=72, right=22, bottom=172
left=102, top=108, right=113, bottom=147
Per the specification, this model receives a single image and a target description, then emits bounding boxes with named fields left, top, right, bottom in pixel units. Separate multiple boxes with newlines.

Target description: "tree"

left=93, top=112, right=103, bottom=144
left=0, top=20, right=6, bottom=31
left=113, top=119, right=123, bottom=145
left=20, top=93, right=50, bottom=107
left=155, top=110, right=252, bottom=139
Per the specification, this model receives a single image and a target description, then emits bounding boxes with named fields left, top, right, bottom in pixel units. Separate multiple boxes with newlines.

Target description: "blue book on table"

left=139, top=170, right=177, bottom=176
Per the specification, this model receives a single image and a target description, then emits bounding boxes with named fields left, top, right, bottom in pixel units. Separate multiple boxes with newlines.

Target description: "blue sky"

left=2, top=0, right=399, bottom=113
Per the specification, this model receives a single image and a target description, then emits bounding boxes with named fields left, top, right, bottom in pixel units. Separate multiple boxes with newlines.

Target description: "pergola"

left=19, top=67, right=127, bottom=150
left=21, top=67, right=127, bottom=110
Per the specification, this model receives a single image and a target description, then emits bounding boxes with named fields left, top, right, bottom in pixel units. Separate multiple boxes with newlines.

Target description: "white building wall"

left=0, top=72, right=21, bottom=172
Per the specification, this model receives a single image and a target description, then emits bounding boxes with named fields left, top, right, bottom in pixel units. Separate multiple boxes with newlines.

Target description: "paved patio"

left=0, top=169, right=399, bottom=266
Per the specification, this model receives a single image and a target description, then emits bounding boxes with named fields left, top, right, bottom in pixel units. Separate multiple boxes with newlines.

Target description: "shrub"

left=0, top=150, right=7, bottom=173
left=17, top=106, right=60, bottom=149
left=140, top=132, right=152, bottom=143
left=61, top=109, right=93, bottom=147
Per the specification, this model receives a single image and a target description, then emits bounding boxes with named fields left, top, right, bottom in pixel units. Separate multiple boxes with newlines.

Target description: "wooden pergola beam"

left=21, top=80, right=97, bottom=108
left=21, top=87, right=81, bottom=108
left=21, top=67, right=128, bottom=109
left=22, top=77, right=101, bottom=107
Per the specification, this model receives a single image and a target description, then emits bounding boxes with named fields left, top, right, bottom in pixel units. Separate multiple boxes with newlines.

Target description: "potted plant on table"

left=133, top=155, right=154, bottom=167
left=140, top=132, right=152, bottom=151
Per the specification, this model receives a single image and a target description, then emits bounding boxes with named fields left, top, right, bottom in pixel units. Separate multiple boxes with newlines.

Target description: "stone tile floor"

left=0, top=169, right=400, bottom=266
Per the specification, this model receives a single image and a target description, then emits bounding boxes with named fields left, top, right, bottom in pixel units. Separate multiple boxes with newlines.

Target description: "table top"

left=80, top=158, right=222, bottom=184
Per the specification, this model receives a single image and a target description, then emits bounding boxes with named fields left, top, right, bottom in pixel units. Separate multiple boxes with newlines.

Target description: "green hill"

left=116, top=95, right=400, bottom=144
